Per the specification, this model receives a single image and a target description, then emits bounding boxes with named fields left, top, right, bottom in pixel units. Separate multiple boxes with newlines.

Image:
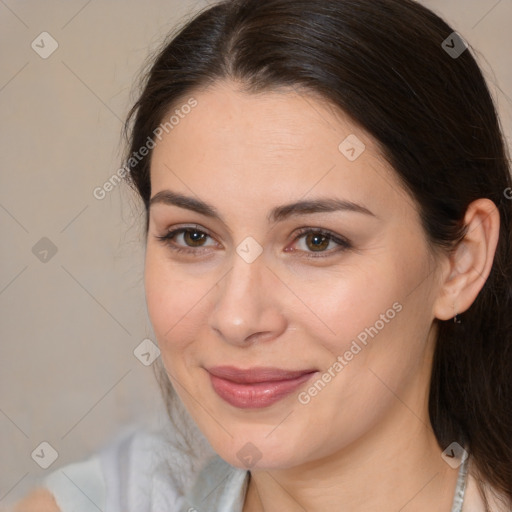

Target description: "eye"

left=288, top=228, right=352, bottom=258
left=155, top=226, right=217, bottom=255
left=155, top=225, right=352, bottom=258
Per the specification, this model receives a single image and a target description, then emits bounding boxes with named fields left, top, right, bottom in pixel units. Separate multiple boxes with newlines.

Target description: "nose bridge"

left=217, top=250, right=265, bottom=319
left=229, top=229, right=268, bottom=288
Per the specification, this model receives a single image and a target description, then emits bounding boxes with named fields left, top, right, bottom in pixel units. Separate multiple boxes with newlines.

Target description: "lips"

left=206, top=365, right=318, bottom=409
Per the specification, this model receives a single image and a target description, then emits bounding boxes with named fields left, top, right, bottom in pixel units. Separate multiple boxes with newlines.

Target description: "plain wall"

left=1, top=0, right=511, bottom=506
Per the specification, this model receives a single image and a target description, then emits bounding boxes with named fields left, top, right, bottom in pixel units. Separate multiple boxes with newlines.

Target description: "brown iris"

left=305, top=232, right=329, bottom=251
left=184, top=229, right=207, bottom=247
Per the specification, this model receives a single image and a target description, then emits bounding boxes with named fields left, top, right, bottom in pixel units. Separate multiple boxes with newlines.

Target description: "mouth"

left=206, top=366, right=319, bottom=409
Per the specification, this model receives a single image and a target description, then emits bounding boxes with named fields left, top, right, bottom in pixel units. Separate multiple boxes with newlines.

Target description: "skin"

left=143, top=80, right=500, bottom=511
left=13, top=488, right=60, bottom=511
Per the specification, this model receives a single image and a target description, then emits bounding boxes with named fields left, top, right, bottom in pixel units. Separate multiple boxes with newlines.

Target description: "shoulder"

left=12, top=488, right=60, bottom=512
left=13, top=420, right=216, bottom=512
left=11, top=452, right=106, bottom=512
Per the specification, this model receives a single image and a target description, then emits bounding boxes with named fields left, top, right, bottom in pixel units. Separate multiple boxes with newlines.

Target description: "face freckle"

left=143, top=80, right=442, bottom=471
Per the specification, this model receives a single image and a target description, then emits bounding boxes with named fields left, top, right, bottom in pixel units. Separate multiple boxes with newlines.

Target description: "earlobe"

left=433, top=198, right=500, bottom=321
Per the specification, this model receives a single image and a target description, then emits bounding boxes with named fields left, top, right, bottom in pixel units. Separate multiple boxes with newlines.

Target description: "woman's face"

left=145, top=80, right=444, bottom=470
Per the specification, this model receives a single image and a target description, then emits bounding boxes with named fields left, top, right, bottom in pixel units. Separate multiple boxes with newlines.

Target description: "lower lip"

left=208, top=372, right=317, bottom=409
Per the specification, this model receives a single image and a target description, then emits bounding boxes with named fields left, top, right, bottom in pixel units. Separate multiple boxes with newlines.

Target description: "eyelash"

left=154, top=225, right=352, bottom=259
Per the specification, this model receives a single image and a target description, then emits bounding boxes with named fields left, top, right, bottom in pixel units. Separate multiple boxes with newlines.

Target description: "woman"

left=15, top=0, right=512, bottom=510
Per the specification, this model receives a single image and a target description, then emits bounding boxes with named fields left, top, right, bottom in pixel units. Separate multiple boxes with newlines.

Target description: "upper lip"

left=206, top=366, right=318, bottom=384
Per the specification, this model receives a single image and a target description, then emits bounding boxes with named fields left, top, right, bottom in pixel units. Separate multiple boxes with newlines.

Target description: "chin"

left=205, top=429, right=309, bottom=471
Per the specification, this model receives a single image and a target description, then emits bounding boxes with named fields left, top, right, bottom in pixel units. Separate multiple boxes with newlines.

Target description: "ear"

left=433, top=198, right=500, bottom=321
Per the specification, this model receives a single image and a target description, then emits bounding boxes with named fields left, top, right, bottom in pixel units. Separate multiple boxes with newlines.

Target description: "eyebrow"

left=149, top=190, right=376, bottom=223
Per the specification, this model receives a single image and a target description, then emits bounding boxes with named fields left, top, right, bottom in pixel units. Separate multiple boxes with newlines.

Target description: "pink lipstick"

left=207, top=366, right=318, bottom=409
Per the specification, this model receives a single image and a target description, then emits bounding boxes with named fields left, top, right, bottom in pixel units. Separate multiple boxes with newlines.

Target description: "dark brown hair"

left=123, top=0, right=512, bottom=507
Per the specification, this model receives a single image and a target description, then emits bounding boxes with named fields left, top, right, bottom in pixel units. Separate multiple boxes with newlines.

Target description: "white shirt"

left=39, top=420, right=248, bottom=512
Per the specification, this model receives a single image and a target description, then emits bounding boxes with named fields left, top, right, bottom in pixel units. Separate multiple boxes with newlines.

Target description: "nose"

left=208, top=251, right=287, bottom=346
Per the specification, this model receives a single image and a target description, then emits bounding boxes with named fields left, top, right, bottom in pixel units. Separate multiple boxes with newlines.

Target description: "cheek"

left=308, top=258, right=433, bottom=415
left=289, top=262, right=397, bottom=350
left=144, top=250, right=209, bottom=352
left=296, top=249, right=428, bottom=377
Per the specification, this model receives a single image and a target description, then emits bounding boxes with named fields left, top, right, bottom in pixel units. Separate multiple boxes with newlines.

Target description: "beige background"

left=0, top=0, right=510, bottom=506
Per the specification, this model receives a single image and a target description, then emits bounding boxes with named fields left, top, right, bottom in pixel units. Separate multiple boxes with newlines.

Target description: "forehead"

left=153, top=81, right=364, bottom=162
left=149, top=81, right=409, bottom=218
